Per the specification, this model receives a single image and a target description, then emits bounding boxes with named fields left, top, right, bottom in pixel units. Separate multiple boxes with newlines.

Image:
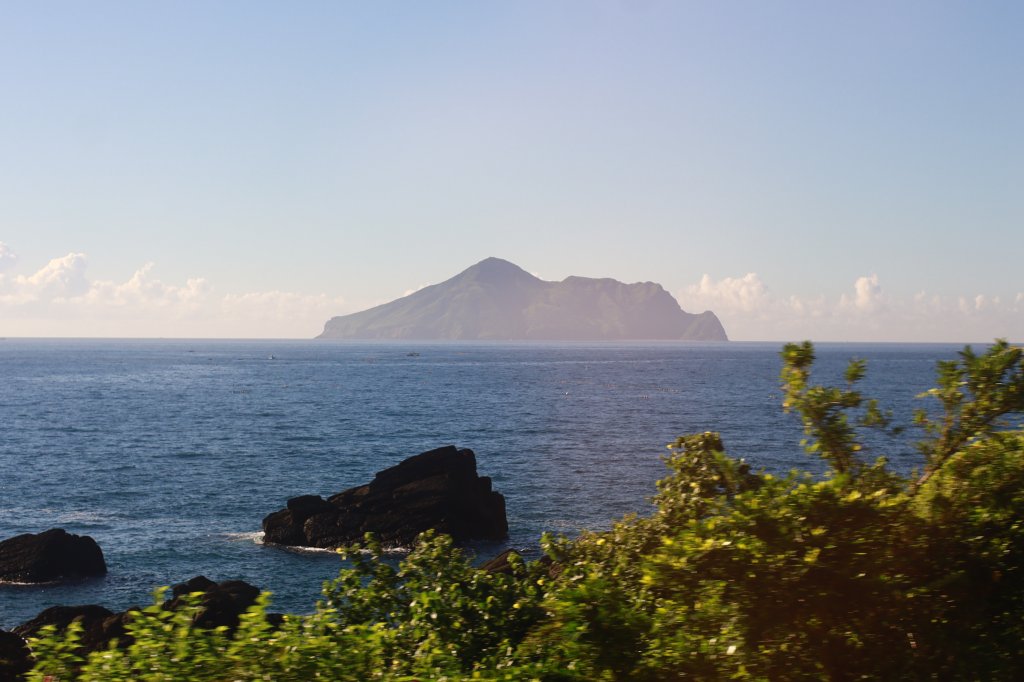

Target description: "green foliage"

left=26, top=341, right=1024, bottom=681
left=914, top=339, right=1024, bottom=483
left=529, top=340, right=1023, bottom=680
left=911, top=431, right=1024, bottom=673
left=24, top=621, right=84, bottom=682
left=322, top=531, right=548, bottom=676
left=780, top=341, right=900, bottom=477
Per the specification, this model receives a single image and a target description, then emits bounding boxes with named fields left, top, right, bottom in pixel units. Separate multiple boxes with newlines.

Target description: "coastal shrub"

left=25, top=341, right=1024, bottom=681
left=321, top=531, right=549, bottom=676
left=24, top=537, right=549, bottom=681
left=524, top=340, right=1024, bottom=680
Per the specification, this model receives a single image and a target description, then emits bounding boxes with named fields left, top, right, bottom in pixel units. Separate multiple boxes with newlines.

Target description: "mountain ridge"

left=317, top=258, right=728, bottom=341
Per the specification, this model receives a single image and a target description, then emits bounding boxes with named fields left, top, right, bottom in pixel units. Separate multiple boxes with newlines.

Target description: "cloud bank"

left=2, top=243, right=1019, bottom=342
left=0, top=244, right=345, bottom=338
left=679, top=272, right=1023, bottom=343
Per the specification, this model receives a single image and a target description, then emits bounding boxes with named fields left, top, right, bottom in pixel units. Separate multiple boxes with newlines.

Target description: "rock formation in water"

left=262, top=445, right=508, bottom=548
left=8, top=576, right=270, bottom=668
left=317, top=257, right=728, bottom=341
left=0, top=528, right=107, bottom=583
left=12, top=604, right=125, bottom=656
left=163, top=576, right=271, bottom=631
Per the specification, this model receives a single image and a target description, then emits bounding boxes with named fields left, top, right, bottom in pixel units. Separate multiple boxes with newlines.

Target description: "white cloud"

left=841, top=273, right=884, bottom=313
left=402, top=283, right=430, bottom=297
left=0, top=250, right=347, bottom=338
left=678, top=272, right=1023, bottom=343
left=971, top=294, right=999, bottom=311
left=76, top=263, right=211, bottom=314
left=3, top=252, right=91, bottom=300
left=685, top=272, right=769, bottom=313
left=0, top=242, right=17, bottom=272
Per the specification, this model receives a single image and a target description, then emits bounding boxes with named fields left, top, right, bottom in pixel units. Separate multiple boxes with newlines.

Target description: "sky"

left=1, top=1, right=1021, bottom=341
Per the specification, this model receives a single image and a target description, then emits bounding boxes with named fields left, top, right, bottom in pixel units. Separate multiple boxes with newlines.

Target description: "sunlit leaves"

left=780, top=342, right=899, bottom=477
left=915, top=340, right=1024, bottom=484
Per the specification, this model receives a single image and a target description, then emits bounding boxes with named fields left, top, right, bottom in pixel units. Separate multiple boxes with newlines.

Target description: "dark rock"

left=13, top=605, right=120, bottom=653
left=11, top=576, right=267, bottom=663
left=262, top=445, right=509, bottom=548
left=0, top=630, right=31, bottom=682
left=479, top=549, right=520, bottom=575
left=261, top=495, right=336, bottom=545
left=167, top=576, right=261, bottom=630
left=260, top=509, right=306, bottom=546
left=287, top=495, right=336, bottom=517
left=0, top=529, right=107, bottom=583
left=480, top=549, right=554, bottom=576
left=170, top=574, right=218, bottom=597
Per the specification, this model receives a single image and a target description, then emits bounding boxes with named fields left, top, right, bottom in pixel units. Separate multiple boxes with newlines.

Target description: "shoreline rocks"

left=263, top=445, right=508, bottom=548
left=13, top=604, right=124, bottom=654
left=5, top=575, right=268, bottom=676
left=0, top=630, right=31, bottom=682
left=0, top=529, right=107, bottom=584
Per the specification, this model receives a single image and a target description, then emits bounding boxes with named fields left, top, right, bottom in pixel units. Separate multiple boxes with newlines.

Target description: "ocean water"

left=0, top=339, right=966, bottom=628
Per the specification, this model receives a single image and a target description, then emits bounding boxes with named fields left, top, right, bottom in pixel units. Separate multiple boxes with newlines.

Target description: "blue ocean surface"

left=0, top=339, right=967, bottom=628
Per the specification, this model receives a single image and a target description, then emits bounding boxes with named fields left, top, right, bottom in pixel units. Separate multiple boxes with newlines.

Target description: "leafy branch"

left=914, top=340, right=1024, bottom=485
left=780, top=341, right=898, bottom=478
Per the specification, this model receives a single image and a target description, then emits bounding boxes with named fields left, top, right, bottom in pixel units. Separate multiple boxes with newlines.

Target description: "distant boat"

left=406, top=352, right=420, bottom=357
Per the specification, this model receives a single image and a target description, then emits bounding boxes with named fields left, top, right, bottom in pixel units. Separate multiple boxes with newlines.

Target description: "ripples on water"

left=0, top=339, right=962, bottom=626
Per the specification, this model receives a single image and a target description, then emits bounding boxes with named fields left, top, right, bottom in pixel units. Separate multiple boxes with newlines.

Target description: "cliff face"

left=317, top=258, right=728, bottom=341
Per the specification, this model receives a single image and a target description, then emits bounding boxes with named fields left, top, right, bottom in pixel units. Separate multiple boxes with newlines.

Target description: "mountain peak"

left=458, top=257, right=538, bottom=284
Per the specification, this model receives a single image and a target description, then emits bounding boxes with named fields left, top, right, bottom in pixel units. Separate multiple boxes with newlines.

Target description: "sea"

left=0, top=339, right=971, bottom=628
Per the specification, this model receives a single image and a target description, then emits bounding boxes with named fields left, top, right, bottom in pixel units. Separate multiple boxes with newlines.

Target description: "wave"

left=0, top=579, right=61, bottom=586
left=259, top=537, right=412, bottom=555
left=226, top=531, right=411, bottom=554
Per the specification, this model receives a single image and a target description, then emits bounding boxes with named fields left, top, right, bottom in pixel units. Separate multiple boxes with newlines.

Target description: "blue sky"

left=1, top=1, right=1021, bottom=340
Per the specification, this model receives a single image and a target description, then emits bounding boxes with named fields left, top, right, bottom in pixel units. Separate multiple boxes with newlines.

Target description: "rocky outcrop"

left=11, top=576, right=267, bottom=666
left=0, top=529, right=107, bottom=583
left=318, top=257, right=729, bottom=341
left=263, top=445, right=508, bottom=548
left=13, top=604, right=125, bottom=654
left=167, top=576, right=270, bottom=630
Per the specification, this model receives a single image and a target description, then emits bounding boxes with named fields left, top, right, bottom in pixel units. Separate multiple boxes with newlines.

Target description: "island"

left=317, top=257, right=727, bottom=341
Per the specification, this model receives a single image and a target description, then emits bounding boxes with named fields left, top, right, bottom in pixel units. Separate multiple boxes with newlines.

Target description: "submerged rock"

left=0, top=529, right=107, bottom=583
left=262, top=445, right=508, bottom=548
